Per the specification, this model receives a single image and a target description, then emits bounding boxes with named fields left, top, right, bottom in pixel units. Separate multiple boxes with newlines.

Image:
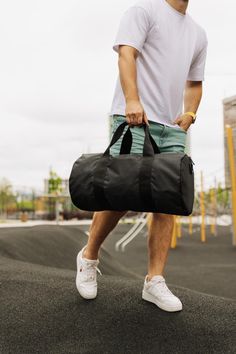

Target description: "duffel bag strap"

left=115, top=123, right=161, bottom=156
left=139, top=156, right=156, bottom=210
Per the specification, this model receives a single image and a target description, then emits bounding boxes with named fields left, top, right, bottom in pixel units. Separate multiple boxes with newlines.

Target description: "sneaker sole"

left=142, top=290, right=183, bottom=312
left=76, top=252, right=97, bottom=300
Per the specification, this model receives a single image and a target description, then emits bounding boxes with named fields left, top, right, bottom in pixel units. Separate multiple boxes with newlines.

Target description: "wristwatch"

left=184, top=111, right=197, bottom=124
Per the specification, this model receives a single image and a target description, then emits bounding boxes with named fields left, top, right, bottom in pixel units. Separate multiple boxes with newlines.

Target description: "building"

left=223, top=95, right=236, bottom=188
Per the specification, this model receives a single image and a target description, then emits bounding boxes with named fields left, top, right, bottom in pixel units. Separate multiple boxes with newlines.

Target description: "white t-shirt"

left=109, top=0, right=208, bottom=128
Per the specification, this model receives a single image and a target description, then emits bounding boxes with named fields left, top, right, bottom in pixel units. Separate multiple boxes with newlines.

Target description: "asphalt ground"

left=0, top=224, right=235, bottom=354
left=101, top=223, right=236, bottom=300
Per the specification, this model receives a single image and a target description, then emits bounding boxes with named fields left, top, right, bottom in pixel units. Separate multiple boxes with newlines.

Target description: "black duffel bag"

left=69, top=121, right=195, bottom=215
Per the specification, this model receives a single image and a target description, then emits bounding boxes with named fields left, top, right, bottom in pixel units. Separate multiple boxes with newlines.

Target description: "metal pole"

left=189, top=214, right=193, bottom=235
left=176, top=216, right=182, bottom=238
left=171, top=215, right=177, bottom=249
left=214, top=177, right=218, bottom=236
left=210, top=187, right=216, bottom=236
left=200, top=171, right=206, bottom=243
left=55, top=198, right=60, bottom=225
left=226, top=125, right=236, bottom=246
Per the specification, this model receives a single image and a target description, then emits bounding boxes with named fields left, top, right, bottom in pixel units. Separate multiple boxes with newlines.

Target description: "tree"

left=0, top=178, right=14, bottom=220
left=47, top=169, right=63, bottom=220
left=48, top=169, right=63, bottom=195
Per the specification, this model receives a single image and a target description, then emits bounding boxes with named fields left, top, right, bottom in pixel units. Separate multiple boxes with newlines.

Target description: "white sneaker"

left=142, top=275, right=183, bottom=312
left=76, top=245, right=102, bottom=299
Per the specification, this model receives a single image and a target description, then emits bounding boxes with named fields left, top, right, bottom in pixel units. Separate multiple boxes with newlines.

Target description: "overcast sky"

left=0, top=0, right=235, bottom=192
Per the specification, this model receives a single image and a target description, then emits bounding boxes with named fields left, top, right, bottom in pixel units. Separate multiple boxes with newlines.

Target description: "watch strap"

left=184, top=111, right=197, bottom=123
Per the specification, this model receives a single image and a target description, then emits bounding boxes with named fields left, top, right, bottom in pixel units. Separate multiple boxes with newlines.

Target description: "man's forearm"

left=184, top=81, right=203, bottom=113
left=118, top=52, right=140, bottom=103
left=116, top=46, right=149, bottom=126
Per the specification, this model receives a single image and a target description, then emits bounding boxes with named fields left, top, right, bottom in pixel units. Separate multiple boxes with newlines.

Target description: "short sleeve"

left=112, top=6, right=152, bottom=54
left=187, top=32, right=208, bottom=81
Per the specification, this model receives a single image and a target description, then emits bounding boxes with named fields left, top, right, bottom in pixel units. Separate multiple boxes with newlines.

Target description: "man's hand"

left=125, top=100, right=150, bottom=127
left=173, top=114, right=193, bottom=132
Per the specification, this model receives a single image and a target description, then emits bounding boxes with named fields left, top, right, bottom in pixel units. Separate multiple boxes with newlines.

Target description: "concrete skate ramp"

left=0, top=225, right=235, bottom=353
left=0, top=225, right=138, bottom=278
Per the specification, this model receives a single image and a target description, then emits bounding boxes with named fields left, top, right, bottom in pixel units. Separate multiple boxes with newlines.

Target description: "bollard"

left=20, top=211, right=28, bottom=222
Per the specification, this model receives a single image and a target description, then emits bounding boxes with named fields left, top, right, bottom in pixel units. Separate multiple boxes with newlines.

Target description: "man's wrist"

left=183, top=111, right=197, bottom=124
left=125, top=97, right=140, bottom=103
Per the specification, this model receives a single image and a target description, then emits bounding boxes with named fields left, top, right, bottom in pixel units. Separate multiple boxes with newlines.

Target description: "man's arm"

left=173, top=81, right=203, bottom=131
left=118, top=45, right=149, bottom=126
left=184, top=80, right=203, bottom=114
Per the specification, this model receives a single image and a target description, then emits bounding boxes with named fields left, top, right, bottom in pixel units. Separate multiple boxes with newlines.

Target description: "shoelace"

left=150, top=279, right=173, bottom=296
left=84, top=262, right=102, bottom=281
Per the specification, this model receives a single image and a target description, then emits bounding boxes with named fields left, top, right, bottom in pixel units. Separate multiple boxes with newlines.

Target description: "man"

left=75, top=0, right=208, bottom=312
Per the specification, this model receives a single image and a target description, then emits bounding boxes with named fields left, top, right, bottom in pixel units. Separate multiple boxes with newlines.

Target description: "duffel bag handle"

left=120, top=127, right=133, bottom=154
left=120, top=125, right=161, bottom=155
left=103, top=121, right=128, bottom=156
left=104, top=121, right=160, bottom=157
left=142, top=124, right=161, bottom=156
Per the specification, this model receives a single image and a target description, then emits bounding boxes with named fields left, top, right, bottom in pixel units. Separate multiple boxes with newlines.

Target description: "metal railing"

left=115, top=212, right=148, bottom=252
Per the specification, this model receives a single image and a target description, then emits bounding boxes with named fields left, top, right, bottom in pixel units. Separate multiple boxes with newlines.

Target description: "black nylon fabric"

left=69, top=122, right=195, bottom=215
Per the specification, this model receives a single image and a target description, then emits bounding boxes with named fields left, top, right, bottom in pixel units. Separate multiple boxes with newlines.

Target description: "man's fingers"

left=129, top=114, right=135, bottom=124
left=138, top=117, right=143, bottom=125
left=137, top=112, right=143, bottom=125
left=126, top=116, right=131, bottom=124
left=126, top=112, right=144, bottom=126
left=173, top=117, right=181, bottom=124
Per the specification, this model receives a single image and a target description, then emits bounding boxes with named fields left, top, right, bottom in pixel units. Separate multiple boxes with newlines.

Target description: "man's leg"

left=147, top=212, right=174, bottom=279
left=145, top=124, right=186, bottom=279
left=76, top=210, right=128, bottom=299
left=142, top=212, right=182, bottom=311
left=83, top=210, right=128, bottom=260
left=141, top=124, right=185, bottom=311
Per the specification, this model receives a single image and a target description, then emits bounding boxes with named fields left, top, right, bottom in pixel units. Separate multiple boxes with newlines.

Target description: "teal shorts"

left=110, top=115, right=187, bottom=155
